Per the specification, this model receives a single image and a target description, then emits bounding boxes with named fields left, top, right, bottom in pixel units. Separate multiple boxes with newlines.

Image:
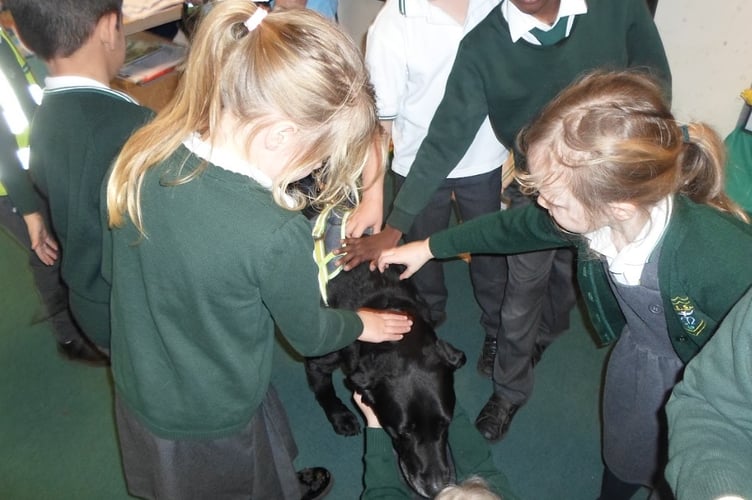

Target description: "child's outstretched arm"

left=357, top=309, right=413, bottom=343
left=377, top=239, right=433, bottom=280
left=355, top=392, right=414, bottom=500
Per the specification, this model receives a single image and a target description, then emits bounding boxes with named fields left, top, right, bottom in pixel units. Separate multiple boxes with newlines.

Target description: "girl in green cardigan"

left=378, top=70, right=752, bottom=499
left=104, top=2, right=411, bottom=499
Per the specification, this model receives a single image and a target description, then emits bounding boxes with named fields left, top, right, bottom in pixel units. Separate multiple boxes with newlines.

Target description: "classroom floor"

left=1, top=222, right=650, bottom=499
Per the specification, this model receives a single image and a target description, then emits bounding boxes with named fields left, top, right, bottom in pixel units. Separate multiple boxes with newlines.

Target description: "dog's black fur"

left=304, top=262, right=466, bottom=498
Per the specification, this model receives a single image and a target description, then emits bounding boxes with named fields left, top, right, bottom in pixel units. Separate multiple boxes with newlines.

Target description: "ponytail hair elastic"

left=244, top=7, right=267, bottom=32
left=679, top=124, right=691, bottom=143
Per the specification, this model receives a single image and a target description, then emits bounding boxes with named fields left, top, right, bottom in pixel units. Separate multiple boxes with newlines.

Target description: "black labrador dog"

left=304, top=206, right=466, bottom=498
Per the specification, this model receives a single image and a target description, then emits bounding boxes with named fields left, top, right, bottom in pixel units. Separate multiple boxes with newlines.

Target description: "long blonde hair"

left=107, top=0, right=381, bottom=234
left=516, top=70, right=749, bottom=224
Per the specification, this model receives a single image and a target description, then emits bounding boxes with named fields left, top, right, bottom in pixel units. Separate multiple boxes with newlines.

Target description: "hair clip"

left=244, top=7, right=267, bottom=32
left=679, top=124, right=691, bottom=143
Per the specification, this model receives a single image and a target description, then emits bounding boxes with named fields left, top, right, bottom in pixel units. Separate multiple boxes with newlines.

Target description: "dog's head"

left=349, top=319, right=466, bottom=498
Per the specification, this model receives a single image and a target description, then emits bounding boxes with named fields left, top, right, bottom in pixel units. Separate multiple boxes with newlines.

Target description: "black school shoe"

left=476, top=336, right=497, bottom=378
left=57, top=336, right=109, bottom=366
left=298, top=467, right=333, bottom=500
left=474, top=393, right=519, bottom=443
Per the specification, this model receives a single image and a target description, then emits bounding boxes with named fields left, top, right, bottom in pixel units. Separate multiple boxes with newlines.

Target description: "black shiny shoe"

left=476, top=336, right=497, bottom=379
left=475, top=394, right=518, bottom=442
left=299, top=467, right=333, bottom=500
left=57, top=337, right=109, bottom=366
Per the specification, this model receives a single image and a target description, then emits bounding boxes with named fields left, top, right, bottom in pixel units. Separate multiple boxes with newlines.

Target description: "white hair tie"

left=244, top=8, right=267, bottom=32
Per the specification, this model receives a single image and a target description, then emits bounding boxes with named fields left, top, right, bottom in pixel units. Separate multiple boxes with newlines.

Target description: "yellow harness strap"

left=312, top=205, right=351, bottom=306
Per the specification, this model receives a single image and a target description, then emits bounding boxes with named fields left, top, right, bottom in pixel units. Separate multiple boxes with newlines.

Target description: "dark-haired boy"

left=5, top=0, right=153, bottom=351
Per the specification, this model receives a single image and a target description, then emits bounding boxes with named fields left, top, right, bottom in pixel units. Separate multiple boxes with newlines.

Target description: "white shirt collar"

left=181, top=133, right=298, bottom=207
left=45, top=75, right=109, bottom=90
left=44, top=75, right=138, bottom=103
left=182, top=132, right=273, bottom=188
left=502, top=0, right=587, bottom=44
left=585, top=196, right=673, bottom=286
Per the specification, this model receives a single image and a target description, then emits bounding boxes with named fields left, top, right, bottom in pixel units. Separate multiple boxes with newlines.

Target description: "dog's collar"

left=312, top=205, right=351, bottom=305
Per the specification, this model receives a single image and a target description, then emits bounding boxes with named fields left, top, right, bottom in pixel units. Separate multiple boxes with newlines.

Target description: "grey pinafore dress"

left=601, top=247, right=684, bottom=486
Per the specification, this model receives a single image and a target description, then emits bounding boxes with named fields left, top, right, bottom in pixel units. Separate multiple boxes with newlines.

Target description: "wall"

left=338, top=0, right=383, bottom=51
left=655, top=0, right=752, bottom=136
left=340, top=0, right=752, bottom=138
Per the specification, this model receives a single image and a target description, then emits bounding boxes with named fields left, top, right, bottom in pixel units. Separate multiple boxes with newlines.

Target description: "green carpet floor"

left=1, top=222, right=648, bottom=499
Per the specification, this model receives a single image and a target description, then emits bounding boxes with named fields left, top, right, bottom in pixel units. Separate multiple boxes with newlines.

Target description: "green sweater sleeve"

left=449, top=407, right=520, bottom=500
left=665, top=287, right=752, bottom=499
left=625, top=0, right=672, bottom=99
left=259, top=215, right=363, bottom=357
left=429, top=204, right=572, bottom=259
left=361, top=428, right=412, bottom=500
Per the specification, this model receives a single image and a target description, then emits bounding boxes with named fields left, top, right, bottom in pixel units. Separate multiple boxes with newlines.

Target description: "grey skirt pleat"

left=115, top=385, right=300, bottom=499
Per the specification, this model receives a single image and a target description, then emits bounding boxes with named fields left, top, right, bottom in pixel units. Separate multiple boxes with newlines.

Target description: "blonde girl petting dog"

left=105, top=1, right=411, bottom=498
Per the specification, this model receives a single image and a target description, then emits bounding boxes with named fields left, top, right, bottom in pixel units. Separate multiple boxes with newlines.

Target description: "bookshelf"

left=111, top=31, right=182, bottom=111
left=119, top=6, right=186, bottom=110
left=123, top=4, right=182, bottom=36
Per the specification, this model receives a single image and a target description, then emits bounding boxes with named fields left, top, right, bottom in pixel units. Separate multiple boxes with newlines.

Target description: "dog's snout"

left=398, top=446, right=454, bottom=499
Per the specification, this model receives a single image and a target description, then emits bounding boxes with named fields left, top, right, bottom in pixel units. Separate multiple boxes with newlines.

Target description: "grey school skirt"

left=115, top=385, right=301, bottom=499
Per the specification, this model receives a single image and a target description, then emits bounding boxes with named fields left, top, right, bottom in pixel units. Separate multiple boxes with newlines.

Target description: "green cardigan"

left=107, top=147, right=363, bottom=440
left=429, top=196, right=752, bottom=363
left=362, top=406, right=520, bottom=499
left=387, top=0, right=670, bottom=233
left=29, top=87, right=153, bottom=347
left=665, top=286, right=752, bottom=499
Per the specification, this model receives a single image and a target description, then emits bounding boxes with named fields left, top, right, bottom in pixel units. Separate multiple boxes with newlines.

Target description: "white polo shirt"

left=366, top=0, right=508, bottom=179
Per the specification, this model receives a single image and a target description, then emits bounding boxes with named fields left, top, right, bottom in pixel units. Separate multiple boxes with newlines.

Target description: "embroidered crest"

left=671, top=296, right=706, bottom=336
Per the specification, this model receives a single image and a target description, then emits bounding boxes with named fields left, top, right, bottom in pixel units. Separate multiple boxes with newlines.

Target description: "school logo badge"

left=671, top=296, right=706, bottom=336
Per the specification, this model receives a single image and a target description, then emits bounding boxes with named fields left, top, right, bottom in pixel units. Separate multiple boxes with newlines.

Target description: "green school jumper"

left=387, top=0, right=671, bottom=233
left=666, top=287, right=752, bottom=499
left=29, top=86, right=153, bottom=347
left=107, top=147, right=363, bottom=440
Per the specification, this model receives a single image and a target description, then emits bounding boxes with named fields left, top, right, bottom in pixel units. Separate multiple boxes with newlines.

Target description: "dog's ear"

left=435, top=339, right=466, bottom=369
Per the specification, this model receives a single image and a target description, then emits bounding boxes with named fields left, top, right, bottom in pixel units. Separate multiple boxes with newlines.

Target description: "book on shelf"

left=118, top=37, right=186, bottom=85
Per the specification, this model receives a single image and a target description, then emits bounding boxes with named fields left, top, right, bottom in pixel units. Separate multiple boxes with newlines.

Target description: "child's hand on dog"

left=357, top=308, right=412, bottom=343
left=378, top=239, right=434, bottom=279
left=353, top=391, right=382, bottom=428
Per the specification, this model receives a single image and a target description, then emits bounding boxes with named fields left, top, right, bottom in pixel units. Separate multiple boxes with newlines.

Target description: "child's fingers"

left=399, top=267, right=416, bottom=280
left=382, top=313, right=412, bottom=334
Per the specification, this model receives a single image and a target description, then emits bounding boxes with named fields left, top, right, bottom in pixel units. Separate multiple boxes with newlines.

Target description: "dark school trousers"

left=493, top=183, right=577, bottom=406
left=0, top=195, right=80, bottom=343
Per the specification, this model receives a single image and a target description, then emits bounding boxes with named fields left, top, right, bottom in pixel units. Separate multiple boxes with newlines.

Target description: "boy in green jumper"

left=5, top=0, right=154, bottom=351
left=1, top=27, right=106, bottom=363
